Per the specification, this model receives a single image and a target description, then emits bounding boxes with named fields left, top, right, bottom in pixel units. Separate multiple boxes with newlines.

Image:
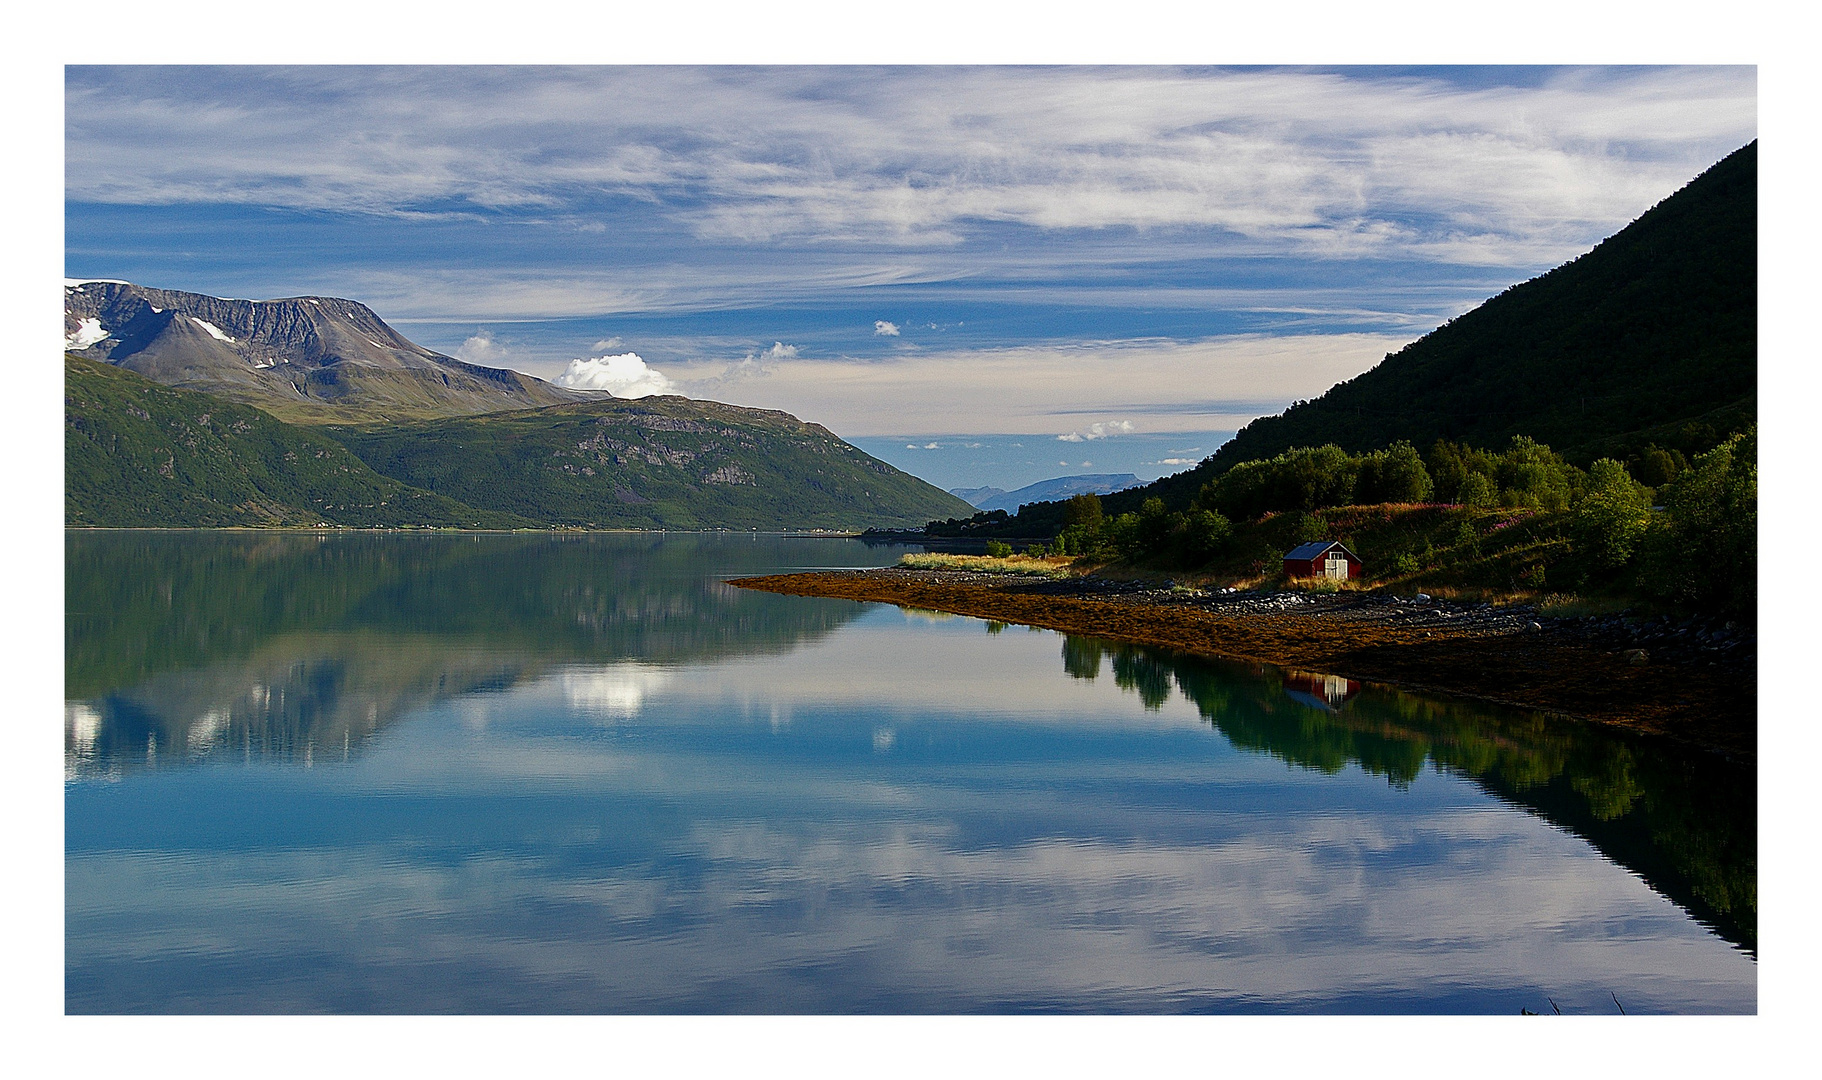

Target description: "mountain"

left=65, top=355, right=531, bottom=527
left=1208, top=141, right=1756, bottom=471
left=1084, top=140, right=1757, bottom=518
left=64, top=280, right=581, bottom=423
left=968, top=473, right=1145, bottom=513
left=328, top=396, right=976, bottom=530
left=949, top=485, right=1007, bottom=506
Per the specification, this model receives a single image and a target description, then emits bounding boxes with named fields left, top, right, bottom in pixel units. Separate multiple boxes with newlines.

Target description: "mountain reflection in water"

left=1059, top=635, right=1756, bottom=954
left=66, top=533, right=1755, bottom=1012
left=65, top=531, right=883, bottom=778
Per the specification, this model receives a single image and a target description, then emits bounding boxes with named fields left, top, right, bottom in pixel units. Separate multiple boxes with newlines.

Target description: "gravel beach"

left=731, top=566, right=1757, bottom=759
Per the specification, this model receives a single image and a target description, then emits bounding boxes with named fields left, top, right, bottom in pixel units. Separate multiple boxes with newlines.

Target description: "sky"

left=64, top=65, right=1757, bottom=489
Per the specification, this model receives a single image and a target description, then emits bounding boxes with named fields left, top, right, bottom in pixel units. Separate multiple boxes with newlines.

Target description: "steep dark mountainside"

left=331, top=396, right=976, bottom=530
left=1088, top=141, right=1757, bottom=518
left=1217, top=143, right=1755, bottom=465
left=65, top=356, right=534, bottom=528
left=64, top=281, right=581, bottom=422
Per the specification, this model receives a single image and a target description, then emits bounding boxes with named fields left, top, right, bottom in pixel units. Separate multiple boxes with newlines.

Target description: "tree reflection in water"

left=1060, top=634, right=1757, bottom=955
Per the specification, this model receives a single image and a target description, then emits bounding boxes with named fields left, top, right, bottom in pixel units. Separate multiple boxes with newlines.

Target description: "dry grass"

left=897, top=553, right=1076, bottom=578
left=1536, top=592, right=1634, bottom=618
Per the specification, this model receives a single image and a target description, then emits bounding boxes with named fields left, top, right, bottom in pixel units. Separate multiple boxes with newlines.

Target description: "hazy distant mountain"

left=64, top=280, right=581, bottom=422
left=948, top=485, right=1007, bottom=506
left=967, top=473, right=1145, bottom=513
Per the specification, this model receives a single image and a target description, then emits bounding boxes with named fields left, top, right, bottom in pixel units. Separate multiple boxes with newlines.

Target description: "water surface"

left=66, top=532, right=1756, bottom=1013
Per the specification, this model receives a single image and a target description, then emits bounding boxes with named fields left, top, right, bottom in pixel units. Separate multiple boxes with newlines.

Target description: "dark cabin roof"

left=1284, top=540, right=1359, bottom=561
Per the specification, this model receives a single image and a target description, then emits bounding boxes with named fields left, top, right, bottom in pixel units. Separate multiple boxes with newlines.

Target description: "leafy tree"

left=1457, top=472, right=1497, bottom=508
left=1062, top=493, right=1104, bottom=529
left=1354, top=441, right=1435, bottom=504
left=1631, top=445, right=1689, bottom=487
left=1492, top=436, right=1581, bottom=510
left=1637, top=429, right=1756, bottom=617
left=1177, top=508, right=1234, bottom=562
left=1574, top=458, right=1653, bottom=569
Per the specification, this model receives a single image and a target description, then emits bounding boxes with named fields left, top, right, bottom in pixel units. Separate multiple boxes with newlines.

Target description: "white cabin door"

left=1324, top=553, right=1349, bottom=579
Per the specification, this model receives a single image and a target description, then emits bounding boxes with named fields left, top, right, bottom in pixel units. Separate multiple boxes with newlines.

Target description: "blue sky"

left=65, top=65, right=1756, bottom=487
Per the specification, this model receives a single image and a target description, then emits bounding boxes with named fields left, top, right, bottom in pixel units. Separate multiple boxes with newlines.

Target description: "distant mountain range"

left=950, top=474, right=1146, bottom=513
left=65, top=280, right=581, bottom=423
left=64, top=280, right=974, bottom=529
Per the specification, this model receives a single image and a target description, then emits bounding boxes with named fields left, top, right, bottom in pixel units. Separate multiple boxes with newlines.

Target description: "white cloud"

left=1058, top=420, right=1136, bottom=442
left=591, top=336, right=624, bottom=352
left=560, top=664, right=674, bottom=721
left=553, top=352, right=680, bottom=398
left=455, top=330, right=510, bottom=365
left=658, top=333, right=1401, bottom=436
left=874, top=320, right=900, bottom=336
left=65, top=67, right=1752, bottom=268
left=1155, top=458, right=1199, bottom=466
left=677, top=342, right=804, bottom=396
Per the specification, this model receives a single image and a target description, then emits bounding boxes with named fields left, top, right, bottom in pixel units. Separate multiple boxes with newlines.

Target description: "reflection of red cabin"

left=1283, top=540, right=1362, bottom=580
left=1283, top=671, right=1360, bottom=711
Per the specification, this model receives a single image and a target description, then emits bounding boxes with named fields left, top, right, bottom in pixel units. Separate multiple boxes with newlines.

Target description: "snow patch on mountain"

left=66, top=318, right=108, bottom=349
left=190, top=317, right=234, bottom=342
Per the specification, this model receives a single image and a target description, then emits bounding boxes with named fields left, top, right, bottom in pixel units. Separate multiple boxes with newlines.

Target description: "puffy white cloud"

left=591, top=336, right=624, bottom=352
left=455, top=330, right=510, bottom=365
left=1058, top=420, right=1136, bottom=442
left=553, top=352, right=680, bottom=398
left=676, top=342, right=804, bottom=396
left=874, top=320, right=900, bottom=336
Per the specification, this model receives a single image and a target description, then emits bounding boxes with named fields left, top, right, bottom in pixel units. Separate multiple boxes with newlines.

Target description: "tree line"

left=993, top=431, right=1753, bottom=618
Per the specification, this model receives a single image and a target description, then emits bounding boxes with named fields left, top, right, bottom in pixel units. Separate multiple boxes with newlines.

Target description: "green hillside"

left=65, top=355, right=532, bottom=528
left=1205, top=141, right=1756, bottom=471
left=1050, top=141, right=1755, bottom=523
left=329, top=396, right=975, bottom=530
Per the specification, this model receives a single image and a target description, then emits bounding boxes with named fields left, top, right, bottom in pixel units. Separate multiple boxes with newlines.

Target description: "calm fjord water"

left=65, top=532, right=1756, bottom=1013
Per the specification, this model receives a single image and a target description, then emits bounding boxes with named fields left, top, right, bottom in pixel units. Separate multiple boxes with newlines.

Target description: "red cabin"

left=1283, top=540, right=1362, bottom=581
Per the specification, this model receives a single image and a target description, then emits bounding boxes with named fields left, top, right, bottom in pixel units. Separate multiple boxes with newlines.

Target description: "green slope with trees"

left=1207, top=139, right=1756, bottom=472
left=65, top=355, right=532, bottom=528
left=328, top=396, right=974, bottom=530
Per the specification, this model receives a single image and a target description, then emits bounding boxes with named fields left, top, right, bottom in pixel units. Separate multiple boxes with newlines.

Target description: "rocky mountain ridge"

left=64, top=280, right=583, bottom=422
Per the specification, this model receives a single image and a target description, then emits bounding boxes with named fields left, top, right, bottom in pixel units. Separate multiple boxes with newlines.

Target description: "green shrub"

left=1574, top=458, right=1653, bottom=569
left=1457, top=472, right=1497, bottom=508
left=1636, top=429, right=1755, bottom=617
left=984, top=540, right=1013, bottom=558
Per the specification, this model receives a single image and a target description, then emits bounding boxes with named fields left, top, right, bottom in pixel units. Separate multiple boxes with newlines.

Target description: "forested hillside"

left=329, top=397, right=974, bottom=531
left=1207, top=140, right=1755, bottom=471
left=65, top=355, right=531, bottom=528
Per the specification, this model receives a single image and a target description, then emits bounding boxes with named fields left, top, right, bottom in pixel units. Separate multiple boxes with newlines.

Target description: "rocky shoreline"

left=730, top=567, right=1757, bottom=759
